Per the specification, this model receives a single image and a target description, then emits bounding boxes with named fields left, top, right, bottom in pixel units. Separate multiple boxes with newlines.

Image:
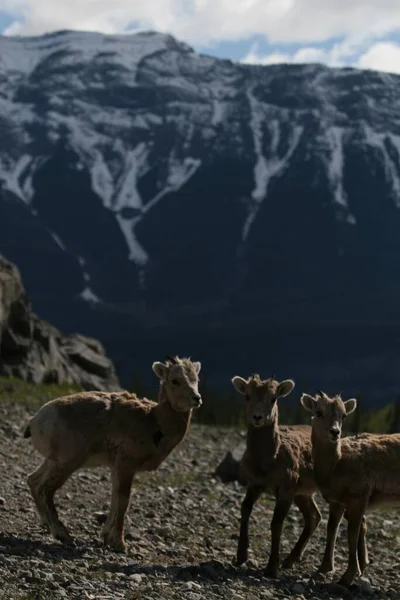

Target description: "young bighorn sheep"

left=231, top=374, right=322, bottom=578
left=24, top=355, right=202, bottom=552
left=301, top=390, right=400, bottom=586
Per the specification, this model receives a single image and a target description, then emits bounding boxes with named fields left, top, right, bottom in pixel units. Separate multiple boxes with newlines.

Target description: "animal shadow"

left=0, top=532, right=91, bottom=560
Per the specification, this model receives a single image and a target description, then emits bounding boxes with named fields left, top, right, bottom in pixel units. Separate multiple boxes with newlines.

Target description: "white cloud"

left=1, top=0, right=400, bottom=46
left=241, top=36, right=365, bottom=68
left=242, top=37, right=400, bottom=75
left=358, top=41, right=400, bottom=74
left=242, top=44, right=330, bottom=66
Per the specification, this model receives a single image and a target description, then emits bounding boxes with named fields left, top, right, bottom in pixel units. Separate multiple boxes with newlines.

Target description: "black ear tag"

left=153, top=430, right=163, bottom=446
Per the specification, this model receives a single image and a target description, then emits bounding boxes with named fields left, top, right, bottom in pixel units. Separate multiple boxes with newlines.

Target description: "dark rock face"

left=1, top=30, right=400, bottom=398
left=0, top=256, right=121, bottom=391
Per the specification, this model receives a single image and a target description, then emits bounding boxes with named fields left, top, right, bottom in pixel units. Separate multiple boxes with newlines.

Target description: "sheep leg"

left=264, top=495, right=293, bottom=578
left=102, top=465, right=134, bottom=553
left=317, top=501, right=345, bottom=574
left=27, top=459, right=52, bottom=528
left=358, top=516, right=369, bottom=573
left=102, top=467, right=125, bottom=547
left=338, top=503, right=365, bottom=586
left=236, top=485, right=262, bottom=566
left=281, top=495, right=321, bottom=569
left=31, top=460, right=78, bottom=544
left=344, top=511, right=368, bottom=571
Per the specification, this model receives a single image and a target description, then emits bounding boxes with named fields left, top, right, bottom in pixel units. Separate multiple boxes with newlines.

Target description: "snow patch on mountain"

left=326, top=127, right=347, bottom=208
left=116, top=214, right=148, bottom=266
left=90, top=152, right=114, bottom=209
left=0, top=154, right=40, bottom=203
left=323, top=127, right=357, bottom=224
left=75, top=256, right=103, bottom=304
left=50, top=232, right=66, bottom=251
left=363, top=125, right=400, bottom=207
left=211, top=99, right=225, bottom=126
left=243, top=89, right=303, bottom=241
left=114, top=153, right=201, bottom=268
left=80, top=286, right=102, bottom=304
left=113, top=144, right=148, bottom=212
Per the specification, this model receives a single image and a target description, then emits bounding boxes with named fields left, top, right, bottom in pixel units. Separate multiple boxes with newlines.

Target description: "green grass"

left=0, top=377, right=82, bottom=409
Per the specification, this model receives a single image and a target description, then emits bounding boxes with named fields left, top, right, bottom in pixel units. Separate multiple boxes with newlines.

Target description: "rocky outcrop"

left=0, top=256, right=121, bottom=391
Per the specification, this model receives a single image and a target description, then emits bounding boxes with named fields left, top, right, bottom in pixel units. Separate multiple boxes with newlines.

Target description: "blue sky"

left=1, top=1, right=400, bottom=74
left=0, top=11, right=14, bottom=32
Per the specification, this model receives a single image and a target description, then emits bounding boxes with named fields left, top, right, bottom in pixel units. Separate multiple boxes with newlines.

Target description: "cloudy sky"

left=0, top=1, right=400, bottom=73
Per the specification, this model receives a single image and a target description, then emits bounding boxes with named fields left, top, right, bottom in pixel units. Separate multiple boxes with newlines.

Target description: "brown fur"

left=301, top=391, right=400, bottom=586
left=231, top=374, right=321, bottom=578
left=24, top=356, right=202, bottom=552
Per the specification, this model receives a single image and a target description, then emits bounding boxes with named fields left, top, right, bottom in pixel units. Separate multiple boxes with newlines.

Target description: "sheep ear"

left=277, top=379, right=295, bottom=398
left=344, top=398, right=357, bottom=415
left=231, top=376, right=247, bottom=395
left=300, top=393, right=317, bottom=413
left=193, top=361, right=201, bottom=375
left=152, top=362, right=168, bottom=380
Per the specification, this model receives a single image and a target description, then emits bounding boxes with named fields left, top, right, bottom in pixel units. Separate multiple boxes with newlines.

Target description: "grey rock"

left=20, top=570, right=33, bottom=580
left=214, top=443, right=247, bottom=484
left=325, top=581, right=352, bottom=597
left=183, top=581, right=202, bottom=591
left=0, top=255, right=121, bottom=391
left=94, top=511, right=108, bottom=524
left=292, top=583, right=306, bottom=595
left=356, top=577, right=374, bottom=595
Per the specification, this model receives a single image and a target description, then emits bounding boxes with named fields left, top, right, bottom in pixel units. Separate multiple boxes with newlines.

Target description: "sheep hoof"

left=281, top=555, right=297, bottom=569
left=317, top=562, right=334, bottom=575
left=54, top=529, right=74, bottom=545
left=338, top=570, right=358, bottom=587
left=236, top=549, right=248, bottom=566
left=264, top=562, right=279, bottom=579
left=103, top=533, right=127, bottom=553
left=110, top=542, right=126, bottom=553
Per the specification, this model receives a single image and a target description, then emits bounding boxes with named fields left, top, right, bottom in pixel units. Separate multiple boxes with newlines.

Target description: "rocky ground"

left=0, top=401, right=399, bottom=600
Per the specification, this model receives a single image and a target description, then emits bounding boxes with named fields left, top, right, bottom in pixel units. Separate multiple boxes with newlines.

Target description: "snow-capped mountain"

left=1, top=29, right=400, bottom=397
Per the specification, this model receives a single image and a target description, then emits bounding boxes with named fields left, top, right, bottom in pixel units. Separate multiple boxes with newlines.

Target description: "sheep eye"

left=171, top=378, right=180, bottom=386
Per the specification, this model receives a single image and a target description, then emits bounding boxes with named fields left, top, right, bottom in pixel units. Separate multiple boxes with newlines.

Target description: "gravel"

left=0, top=402, right=399, bottom=600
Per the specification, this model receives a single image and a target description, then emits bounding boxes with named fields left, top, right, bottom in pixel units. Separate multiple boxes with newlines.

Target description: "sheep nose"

left=192, top=394, right=202, bottom=407
left=330, top=427, right=340, bottom=438
left=253, top=415, right=262, bottom=424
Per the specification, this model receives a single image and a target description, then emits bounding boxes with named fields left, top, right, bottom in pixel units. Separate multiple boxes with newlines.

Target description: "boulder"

left=214, top=442, right=247, bottom=485
left=0, top=255, right=121, bottom=391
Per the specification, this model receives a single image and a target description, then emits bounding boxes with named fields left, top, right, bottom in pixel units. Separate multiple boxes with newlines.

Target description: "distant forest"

left=1, top=375, right=399, bottom=435
left=129, top=373, right=400, bottom=434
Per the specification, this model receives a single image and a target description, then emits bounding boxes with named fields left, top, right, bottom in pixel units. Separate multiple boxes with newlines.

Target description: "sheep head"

left=231, top=373, right=295, bottom=428
left=300, top=391, right=357, bottom=443
left=152, top=356, right=202, bottom=412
